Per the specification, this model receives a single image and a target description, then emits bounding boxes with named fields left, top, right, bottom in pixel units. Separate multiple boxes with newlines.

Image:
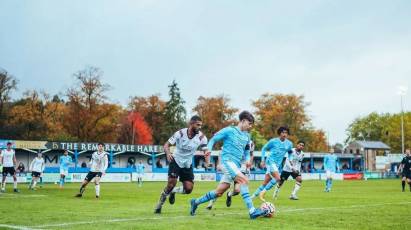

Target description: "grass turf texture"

left=0, top=180, right=410, bottom=230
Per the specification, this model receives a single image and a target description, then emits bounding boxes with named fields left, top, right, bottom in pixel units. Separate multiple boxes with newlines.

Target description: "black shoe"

left=226, top=192, right=232, bottom=207
left=13, top=189, right=20, bottom=193
left=75, top=193, right=82, bottom=198
left=154, top=207, right=162, bottom=214
left=169, top=192, right=175, bottom=205
left=96, top=195, right=99, bottom=199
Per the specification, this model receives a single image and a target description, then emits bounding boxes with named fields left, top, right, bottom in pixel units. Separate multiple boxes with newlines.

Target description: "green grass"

left=0, top=180, right=410, bottom=230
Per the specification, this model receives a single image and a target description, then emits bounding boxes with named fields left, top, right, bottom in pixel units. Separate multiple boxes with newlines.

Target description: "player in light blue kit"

left=136, top=160, right=145, bottom=187
left=251, top=127, right=293, bottom=202
left=190, top=111, right=269, bottom=219
left=323, top=148, right=339, bottom=192
left=59, top=150, right=73, bottom=188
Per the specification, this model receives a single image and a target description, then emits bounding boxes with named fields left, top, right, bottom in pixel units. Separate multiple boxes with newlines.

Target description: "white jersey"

left=168, top=128, right=208, bottom=168
left=283, top=148, right=304, bottom=173
left=30, top=157, right=45, bottom=173
left=90, top=151, right=109, bottom=173
left=1, top=149, right=15, bottom=167
left=240, top=141, right=255, bottom=172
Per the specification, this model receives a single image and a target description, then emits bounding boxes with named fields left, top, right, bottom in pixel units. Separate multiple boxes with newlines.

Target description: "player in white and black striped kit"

left=1, top=142, right=19, bottom=193
left=75, top=143, right=108, bottom=198
left=29, top=152, right=45, bottom=190
left=273, top=140, right=305, bottom=200
left=154, top=115, right=209, bottom=214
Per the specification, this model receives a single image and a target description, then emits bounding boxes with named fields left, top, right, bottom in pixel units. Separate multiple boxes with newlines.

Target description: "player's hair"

left=277, top=126, right=290, bottom=135
left=190, top=115, right=202, bottom=123
left=239, top=111, right=254, bottom=124
left=298, top=140, right=305, bottom=145
left=6, top=142, right=12, bottom=145
left=98, top=142, right=105, bottom=146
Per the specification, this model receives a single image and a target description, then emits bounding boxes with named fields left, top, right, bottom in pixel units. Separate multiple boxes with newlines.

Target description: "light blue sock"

left=60, top=178, right=64, bottom=186
left=195, top=191, right=217, bottom=205
left=325, top=179, right=329, bottom=190
left=252, top=184, right=266, bottom=197
left=240, top=184, right=255, bottom=212
left=329, top=179, right=333, bottom=190
left=264, top=179, right=277, bottom=191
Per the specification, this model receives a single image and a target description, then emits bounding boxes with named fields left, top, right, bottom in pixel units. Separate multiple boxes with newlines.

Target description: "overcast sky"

left=1, top=0, right=410, bottom=144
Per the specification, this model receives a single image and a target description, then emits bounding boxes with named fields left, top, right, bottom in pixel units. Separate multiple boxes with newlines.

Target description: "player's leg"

left=325, top=170, right=331, bottom=192
left=59, top=173, right=66, bottom=188
left=12, top=169, right=19, bottom=192
left=190, top=181, right=230, bottom=216
left=259, top=171, right=280, bottom=202
left=251, top=173, right=271, bottom=199
left=401, top=176, right=406, bottom=192
left=154, top=176, right=177, bottom=213
left=171, top=167, right=194, bottom=196
left=226, top=182, right=241, bottom=207
left=274, top=171, right=288, bottom=199
left=290, top=174, right=302, bottom=200
left=94, top=174, right=102, bottom=198
left=1, top=170, right=7, bottom=192
left=76, top=173, right=93, bottom=197
left=407, top=176, right=411, bottom=192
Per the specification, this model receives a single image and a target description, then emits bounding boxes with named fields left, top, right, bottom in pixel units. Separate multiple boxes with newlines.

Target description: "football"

left=260, top=201, right=276, bottom=218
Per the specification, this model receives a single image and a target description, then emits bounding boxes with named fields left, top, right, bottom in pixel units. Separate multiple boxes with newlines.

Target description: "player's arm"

left=260, top=140, right=274, bottom=168
left=29, top=159, right=35, bottom=172
left=323, top=156, right=328, bottom=170
left=102, top=154, right=109, bottom=174
left=206, top=128, right=229, bottom=151
left=199, top=136, right=211, bottom=166
left=244, top=142, right=252, bottom=169
left=164, top=130, right=181, bottom=162
left=336, top=158, right=340, bottom=172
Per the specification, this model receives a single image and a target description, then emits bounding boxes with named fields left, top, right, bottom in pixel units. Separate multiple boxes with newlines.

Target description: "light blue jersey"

left=59, top=155, right=72, bottom=170
left=136, top=163, right=145, bottom=174
left=323, top=154, right=338, bottom=172
left=261, top=138, right=293, bottom=167
left=207, top=126, right=251, bottom=167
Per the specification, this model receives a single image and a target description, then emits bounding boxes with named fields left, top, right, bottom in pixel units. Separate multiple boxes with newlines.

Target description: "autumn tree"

left=253, top=93, right=327, bottom=152
left=192, top=95, right=238, bottom=137
left=0, top=68, right=18, bottom=136
left=129, top=94, right=166, bottom=144
left=118, top=111, right=153, bottom=144
left=64, top=66, right=122, bottom=142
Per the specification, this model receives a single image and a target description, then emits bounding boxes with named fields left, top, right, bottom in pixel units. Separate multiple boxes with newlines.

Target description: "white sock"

left=32, top=180, right=37, bottom=188
left=95, top=184, right=100, bottom=196
left=14, top=181, right=18, bottom=189
left=2, top=182, right=5, bottom=190
left=292, top=183, right=301, bottom=196
left=172, top=186, right=185, bottom=194
left=228, top=191, right=233, bottom=197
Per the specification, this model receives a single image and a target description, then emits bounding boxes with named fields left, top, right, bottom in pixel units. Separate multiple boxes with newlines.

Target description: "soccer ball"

left=260, top=201, right=275, bottom=218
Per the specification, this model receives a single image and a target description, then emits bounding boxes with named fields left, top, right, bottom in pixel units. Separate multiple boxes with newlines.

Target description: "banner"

left=343, top=173, right=363, bottom=180
left=47, top=142, right=163, bottom=153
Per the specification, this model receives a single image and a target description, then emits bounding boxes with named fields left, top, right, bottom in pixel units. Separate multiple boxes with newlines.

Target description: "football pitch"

left=0, top=180, right=410, bottom=230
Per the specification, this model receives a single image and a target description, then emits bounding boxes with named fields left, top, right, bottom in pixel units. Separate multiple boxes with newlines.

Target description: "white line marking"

left=31, top=201, right=411, bottom=229
left=0, top=194, right=47, bottom=199
left=0, top=224, right=40, bottom=230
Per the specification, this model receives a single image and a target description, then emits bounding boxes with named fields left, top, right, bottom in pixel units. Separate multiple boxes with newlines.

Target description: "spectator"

left=81, top=161, right=87, bottom=168
left=342, top=163, right=349, bottom=170
left=17, top=162, right=25, bottom=176
left=156, top=158, right=163, bottom=168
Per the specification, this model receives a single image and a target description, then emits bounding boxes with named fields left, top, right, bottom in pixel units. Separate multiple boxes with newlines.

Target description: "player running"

left=59, top=150, right=73, bottom=188
left=1, top=142, right=19, bottom=193
left=136, top=160, right=145, bottom=187
left=75, top=143, right=108, bottom=198
left=324, top=148, right=339, bottom=192
left=206, top=141, right=255, bottom=210
left=273, top=141, right=305, bottom=200
left=251, top=127, right=293, bottom=202
left=29, top=152, right=45, bottom=190
left=398, top=148, right=411, bottom=192
left=190, top=111, right=269, bottom=219
left=154, top=115, right=209, bottom=214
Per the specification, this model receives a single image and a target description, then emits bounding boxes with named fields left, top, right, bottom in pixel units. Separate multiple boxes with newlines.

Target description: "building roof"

left=351, top=141, right=391, bottom=150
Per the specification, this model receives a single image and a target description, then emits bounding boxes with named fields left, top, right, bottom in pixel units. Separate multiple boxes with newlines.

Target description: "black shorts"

left=84, top=172, right=103, bottom=181
left=2, top=167, right=15, bottom=176
left=402, top=171, right=411, bottom=179
left=168, top=160, right=194, bottom=182
left=31, top=171, right=41, bottom=178
left=280, top=171, right=301, bottom=181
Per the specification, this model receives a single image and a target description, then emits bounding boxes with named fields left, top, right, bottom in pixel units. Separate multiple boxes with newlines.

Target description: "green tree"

left=162, top=80, right=187, bottom=142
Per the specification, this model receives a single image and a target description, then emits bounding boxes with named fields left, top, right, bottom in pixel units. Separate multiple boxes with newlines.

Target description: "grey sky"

left=1, top=1, right=410, bottom=144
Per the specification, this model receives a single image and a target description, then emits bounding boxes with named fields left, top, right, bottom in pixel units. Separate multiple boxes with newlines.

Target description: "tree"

left=64, top=66, right=121, bottom=142
left=252, top=93, right=328, bottom=152
left=118, top=111, right=152, bottom=144
left=192, top=95, right=238, bottom=137
left=250, top=129, right=267, bottom=150
left=162, top=80, right=187, bottom=141
left=129, top=94, right=166, bottom=144
left=0, top=68, right=18, bottom=133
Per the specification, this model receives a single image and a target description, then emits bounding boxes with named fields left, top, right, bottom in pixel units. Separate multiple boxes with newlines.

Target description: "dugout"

left=346, top=141, right=391, bottom=171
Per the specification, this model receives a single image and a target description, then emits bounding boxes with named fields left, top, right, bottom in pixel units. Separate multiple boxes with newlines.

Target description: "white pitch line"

left=31, top=201, right=411, bottom=229
left=0, top=194, right=47, bottom=199
left=0, top=224, right=41, bottom=230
